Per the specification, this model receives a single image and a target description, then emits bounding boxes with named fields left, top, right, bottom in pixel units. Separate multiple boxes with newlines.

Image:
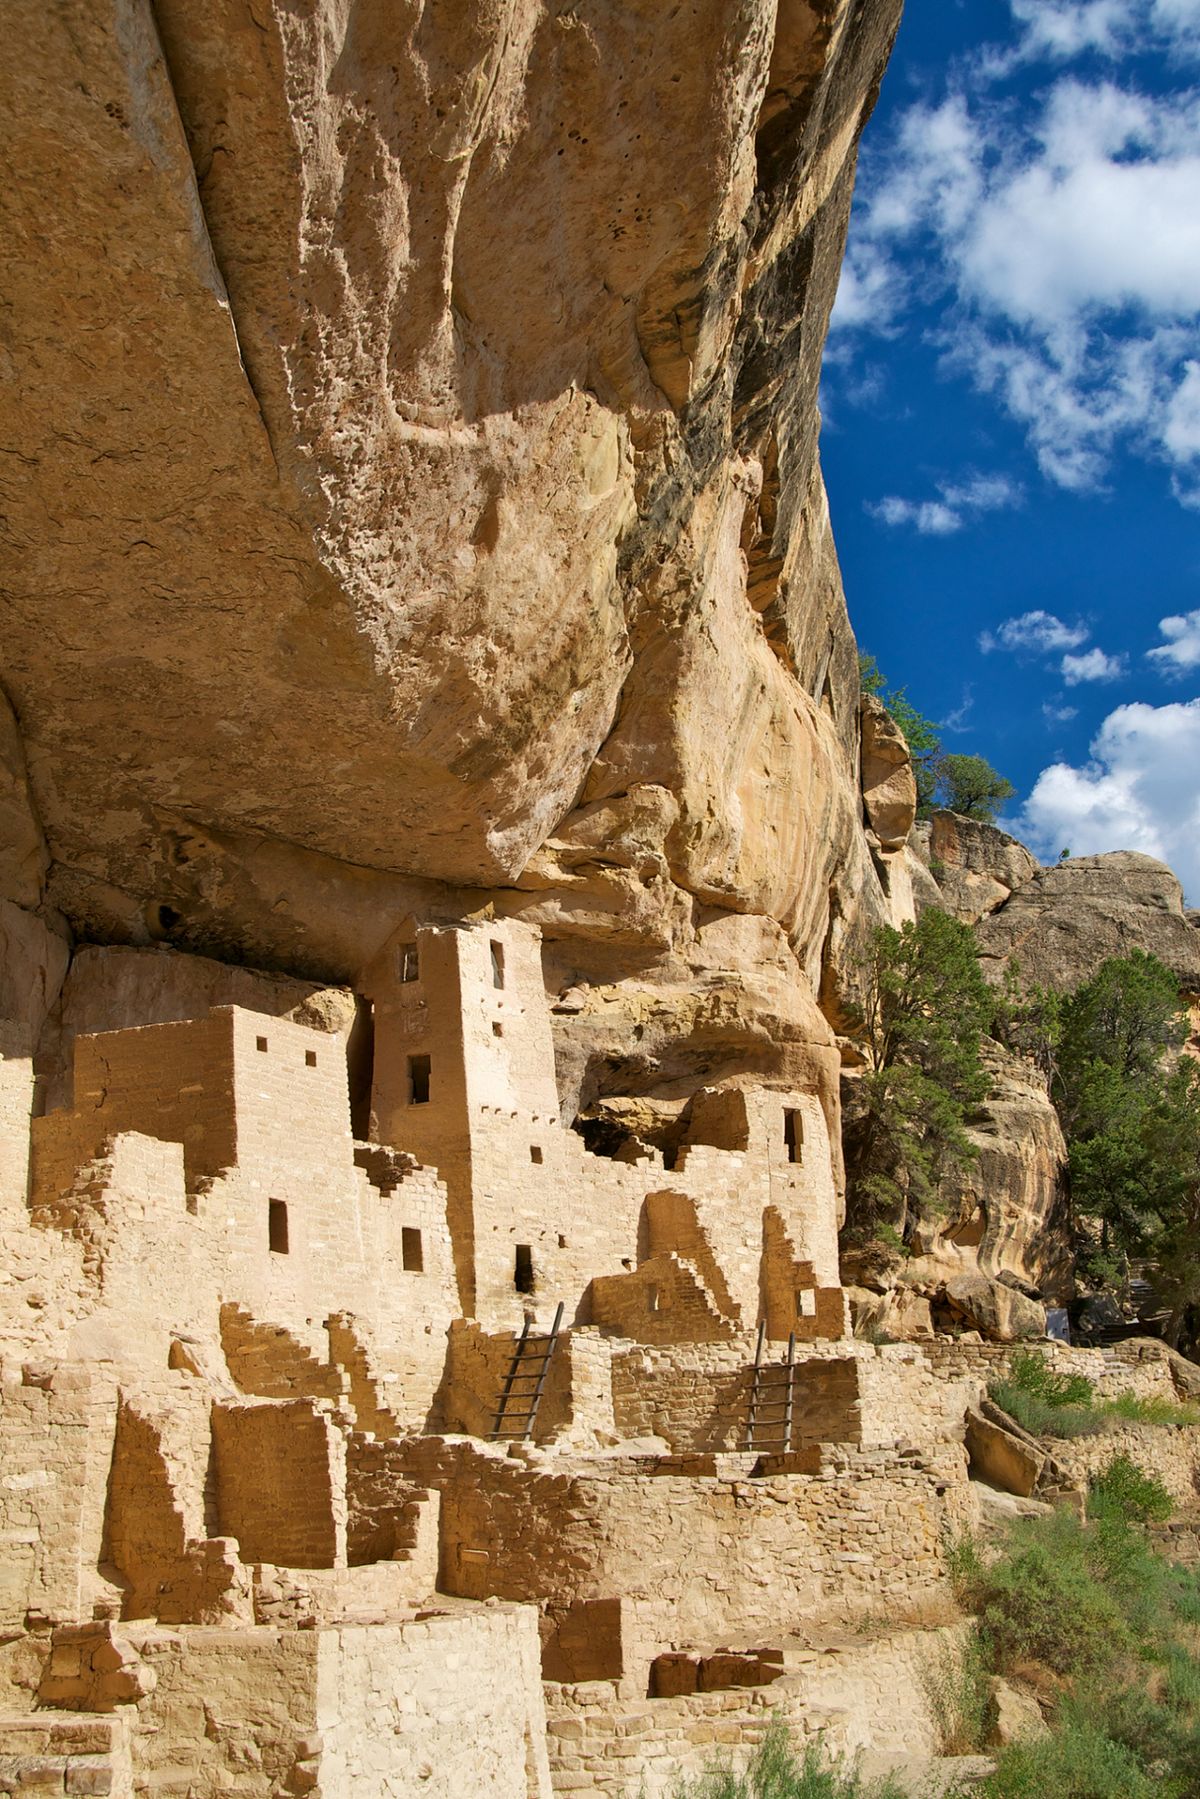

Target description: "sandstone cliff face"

left=1, top=0, right=912, bottom=1149
left=845, top=1044, right=1070, bottom=1340
left=910, top=811, right=1039, bottom=928
left=2, top=0, right=898, bottom=973
left=976, top=852, right=1200, bottom=997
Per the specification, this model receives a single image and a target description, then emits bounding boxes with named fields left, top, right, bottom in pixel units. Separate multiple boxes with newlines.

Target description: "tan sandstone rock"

left=911, top=811, right=1038, bottom=927
left=988, top=1678, right=1049, bottom=1747
left=976, top=852, right=1200, bottom=995
left=860, top=696, right=917, bottom=852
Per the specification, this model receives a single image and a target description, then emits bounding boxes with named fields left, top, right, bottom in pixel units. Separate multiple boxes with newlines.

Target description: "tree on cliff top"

left=859, top=655, right=1017, bottom=823
left=933, top=752, right=1016, bottom=824
left=844, top=909, right=994, bottom=1246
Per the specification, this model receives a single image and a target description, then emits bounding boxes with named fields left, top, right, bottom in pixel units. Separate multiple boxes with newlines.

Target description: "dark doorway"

left=347, top=995, right=375, bottom=1140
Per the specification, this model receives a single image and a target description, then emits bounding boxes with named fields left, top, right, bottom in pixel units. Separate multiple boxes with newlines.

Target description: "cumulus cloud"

left=1043, top=700, right=1080, bottom=723
left=1003, top=0, right=1200, bottom=63
left=1061, top=646, right=1128, bottom=683
left=833, top=55, right=1200, bottom=496
left=984, top=610, right=1090, bottom=654
left=867, top=471, right=1022, bottom=535
left=1148, top=607, right=1200, bottom=672
left=1018, top=698, right=1200, bottom=898
left=1006, top=0, right=1200, bottom=63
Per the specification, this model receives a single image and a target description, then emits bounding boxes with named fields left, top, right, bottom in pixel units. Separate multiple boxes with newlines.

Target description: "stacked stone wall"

left=545, top=1622, right=970, bottom=1796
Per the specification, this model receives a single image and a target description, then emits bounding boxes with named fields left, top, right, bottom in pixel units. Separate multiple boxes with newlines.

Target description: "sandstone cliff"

left=0, top=0, right=921, bottom=1178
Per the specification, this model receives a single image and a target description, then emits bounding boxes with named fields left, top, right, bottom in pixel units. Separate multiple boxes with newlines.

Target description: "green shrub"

left=975, top=1718, right=1160, bottom=1799
left=989, top=1351, right=1104, bottom=1438
left=921, top=1630, right=992, bottom=1753
left=1088, top=1454, right=1173, bottom=1525
left=674, top=1722, right=906, bottom=1799
left=989, top=1380, right=1103, bottom=1438
left=976, top=1511, right=1130, bottom=1676
left=1100, top=1390, right=1200, bottom=1428
left=1006, top=1349, right=1096, bottom=1409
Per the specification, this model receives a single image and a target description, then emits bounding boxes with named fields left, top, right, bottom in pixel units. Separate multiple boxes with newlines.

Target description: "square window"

left=530, top=1145, right=543, bottom=1165
left=797, top=1289, right=817, bottom=1318
left=305, top=1049, right=317, bottom=1068
left=492, top=1021, right=503, bottom=1039
left=256, top=1036, right=268, bottom=1053
left=408, top=1054, right=431, bottom=1105
left=401, top=1226, right=424, bottom=1273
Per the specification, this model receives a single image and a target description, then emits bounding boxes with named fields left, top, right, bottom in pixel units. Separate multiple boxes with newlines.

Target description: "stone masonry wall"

left=545, top=1622, right=971, bottom=1797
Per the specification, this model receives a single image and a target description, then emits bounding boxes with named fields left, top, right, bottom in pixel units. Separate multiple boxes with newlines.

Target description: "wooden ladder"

left=744, top=1322, right=797, bottom=1452
left=489, top=1302, right=564, bottom=1444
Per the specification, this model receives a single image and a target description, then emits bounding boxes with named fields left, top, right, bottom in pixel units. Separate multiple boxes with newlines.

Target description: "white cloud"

left=1148, top=607, right=1200, bottom=672
left=1006, top=0, right=1200, bottom=62
left=867, top=471, right=1022, bottom=535
left=1018, top=698, right=1200, bottom=898
left=836, top=69, right=1200, bottom=495
left=1061, top=646, right=1128, bottom=683
left=989, top=610, right=1090, bottom=653
left=1042, top=700, right=1080, bottom=723
left=867, top=496, right=960, bottom=534
left=1164, top=360, right=1200, bottom=460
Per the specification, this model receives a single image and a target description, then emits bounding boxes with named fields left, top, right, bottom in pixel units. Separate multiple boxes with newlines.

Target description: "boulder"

left=911, top=812, right=1037, bottom=926
left=965, top=1408, right=1045, bottom=1498
left=945, top=1274, right=1045, bottom=1343
left=987, top=1678, right=1048, bottom=1747
left=937, top=1046, right=1071, bottom=1304
left=861, top=696, right=917, bottom=851
left=976, top=853, right=1200, bottom=995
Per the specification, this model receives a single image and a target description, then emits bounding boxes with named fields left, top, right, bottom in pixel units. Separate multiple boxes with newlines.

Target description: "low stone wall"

left=545, top=1623, right=971, bottom=1796
left=1049, top=1423, right=1200, bottom=1507
left=400, top=1436, right=976, bottom=1683
left=919, top=1337, right=1183, bottom=1407
left=609, top=1340, right=972, bottom=1456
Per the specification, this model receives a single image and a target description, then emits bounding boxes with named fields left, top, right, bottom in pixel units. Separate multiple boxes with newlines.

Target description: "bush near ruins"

left=941, top=1455, right=1200, bottom=1799
left=843, top=910, right=993, bottom=1247
left=989, top=1351, right=1200, bottom=1438
left=673, top=1719, right=907, bottom=1798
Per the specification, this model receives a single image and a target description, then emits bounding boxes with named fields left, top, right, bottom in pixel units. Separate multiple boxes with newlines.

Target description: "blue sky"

left=821, top=0, right=1200, bottom=899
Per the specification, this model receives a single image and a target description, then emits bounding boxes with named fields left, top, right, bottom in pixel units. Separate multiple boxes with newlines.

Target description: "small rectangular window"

left=797, top=1289, right=817, bottom=1318
left=490, top=940, right=505, bottom=990
left=398, top=944, right=420, bottom=983
left=401, top=1226, right=424, bottom=1273
left=530, top=1145, right=543, bottom=1165
left=408, top=1054, right=431, bottom=1105
left=256, top=1036, right=268, bottom=1053
left=783, top=1109, right=804, bottom=1165
left=492, top=1021, right=503, bottom=1039
left=305, top=1049, right=318, bottom=1068
left=269, top=1200, right=289, bottom=1255
left=514, top=1244, right=534, bottom=1294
